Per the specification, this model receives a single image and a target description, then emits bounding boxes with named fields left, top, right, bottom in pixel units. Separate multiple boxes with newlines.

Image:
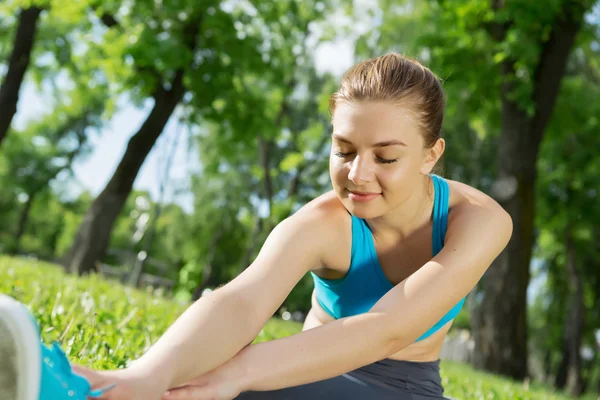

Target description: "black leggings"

left=235, top=358, right=449, bottom=399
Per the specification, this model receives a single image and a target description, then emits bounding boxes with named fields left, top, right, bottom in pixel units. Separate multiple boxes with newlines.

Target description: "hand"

left=161, top=365, right=243, bottom=400
left=73, top=365, right=168, bottom=400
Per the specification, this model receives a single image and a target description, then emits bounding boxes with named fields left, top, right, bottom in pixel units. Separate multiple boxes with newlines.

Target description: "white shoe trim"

left=0, top=295, right=41, bottom=400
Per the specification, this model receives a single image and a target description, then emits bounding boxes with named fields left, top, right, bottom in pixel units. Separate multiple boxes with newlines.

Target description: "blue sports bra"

left=310, top=174, right=466, bottom=341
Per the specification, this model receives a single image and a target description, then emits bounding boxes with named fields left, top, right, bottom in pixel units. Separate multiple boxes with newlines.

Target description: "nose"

left=347, top=155, right=373, bottom=185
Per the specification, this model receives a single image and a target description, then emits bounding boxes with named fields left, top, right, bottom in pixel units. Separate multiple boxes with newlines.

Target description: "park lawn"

left=0, top=256, right=592, bottom=399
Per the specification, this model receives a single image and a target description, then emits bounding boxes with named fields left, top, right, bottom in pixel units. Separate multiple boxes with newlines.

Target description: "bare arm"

left=216, top=203, right=513, bottom=392
left=127, top=203, right=334, bottom=391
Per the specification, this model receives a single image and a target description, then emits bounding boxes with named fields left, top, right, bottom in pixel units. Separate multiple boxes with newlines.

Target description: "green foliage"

left=532, top=70, right=600, bottom=380
left=16, top=191, right=65, bottom=257
left=1, top=256, right=185, bottom=369
left=452, top=308, right=471, bottom=331
left=0, top=84, right=106, bottom=254
left=441, top=360, right=596, bottom=400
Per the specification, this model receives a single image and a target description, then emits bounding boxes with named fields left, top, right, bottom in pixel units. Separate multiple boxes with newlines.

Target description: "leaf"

left=279, top=152, right=303, bottom=172
left=493, top=51, right=506, bottom=63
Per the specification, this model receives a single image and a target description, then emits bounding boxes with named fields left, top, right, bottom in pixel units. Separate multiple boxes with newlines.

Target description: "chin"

left=342, top=200, right=385, bottom=219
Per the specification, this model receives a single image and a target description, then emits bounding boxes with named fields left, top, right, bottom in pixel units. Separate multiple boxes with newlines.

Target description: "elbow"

left=379, top=330, right=408, bottom=357
left=368, top=311, right=411, bottom=357
left=384, top=336, right=409, bottom=356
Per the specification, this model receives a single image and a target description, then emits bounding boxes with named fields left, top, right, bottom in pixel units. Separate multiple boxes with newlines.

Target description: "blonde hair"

left=329, top=53, right=446, bottom=148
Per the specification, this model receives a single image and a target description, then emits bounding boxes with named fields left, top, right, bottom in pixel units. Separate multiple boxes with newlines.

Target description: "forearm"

left=235, top=312, right=396, bottom=392
left=130, top=290, right=260, bottom=390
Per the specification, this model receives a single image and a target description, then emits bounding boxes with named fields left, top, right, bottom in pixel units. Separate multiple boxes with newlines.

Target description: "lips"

left=349, top=190, right=379, bottom=195
left=347, top=189, right=381, bottom=202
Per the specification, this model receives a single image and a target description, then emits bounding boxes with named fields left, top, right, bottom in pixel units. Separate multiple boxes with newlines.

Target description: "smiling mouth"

left=346, top=189, right=381, bottom=202
left=349, top=190, right=380, bottom=195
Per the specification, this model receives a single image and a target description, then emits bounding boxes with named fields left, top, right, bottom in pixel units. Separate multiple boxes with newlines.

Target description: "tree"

left=0, top=4, right=42, bottom=146
left=535, top=64, right=600, bottom=395
left=178, top=46, right=338, bottom=304
left=128, top=120, right=185, bottom=287
left=64, top=0, right=332, bottom=275
left=0, top=87, right=106, bottom=253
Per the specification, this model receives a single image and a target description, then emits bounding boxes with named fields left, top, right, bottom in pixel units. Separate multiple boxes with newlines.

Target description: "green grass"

left=0, top=256, right=595, bottom=399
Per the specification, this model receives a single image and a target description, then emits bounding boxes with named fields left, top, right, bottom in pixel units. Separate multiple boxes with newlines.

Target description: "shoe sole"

left=0, top=295, right=41, bottom=400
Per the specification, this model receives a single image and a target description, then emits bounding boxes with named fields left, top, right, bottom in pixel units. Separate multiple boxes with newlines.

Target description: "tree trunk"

left=555, top=223, right=585, bottom=395
left=239, top=216, right=264, bottom=273
left=192, top=229, right=223, bottom=301
left=555, top=148, right=585, bottom=395
left=12, top=191, right=36, bottom=253
left=63, top=15, right=200, bottom=275
left=0, top=7, right=42, bottom=146
left=582, top=350, right=596, bottom=394
left=565, top=235, right=585, bottom=396
left=543, top=349, right=553, bottom=383
left=129, top=125, right=182, bottom=287
left=284, top=133, right=330, bottom=219
left=64, top=80, right=185, bottom=275
left=472, top=1, right=587, bottom=380
left=258, top=137, right=273, bottom=223
left=555, top=346, right=569, bottom=390
left=254, top=78, right=294, bottom=227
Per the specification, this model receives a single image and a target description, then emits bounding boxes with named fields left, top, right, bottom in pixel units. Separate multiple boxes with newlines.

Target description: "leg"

left=234, top=373, right=413, bottom=400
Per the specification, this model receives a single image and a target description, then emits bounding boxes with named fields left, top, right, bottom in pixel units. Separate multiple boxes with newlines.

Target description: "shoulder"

left=277, top=190, right=352, bottom=266
left=286, top=190, right=352, bottom=242
left=445, top=178, right=513, bottom=250
left=446, top=177, right=511, bottom=220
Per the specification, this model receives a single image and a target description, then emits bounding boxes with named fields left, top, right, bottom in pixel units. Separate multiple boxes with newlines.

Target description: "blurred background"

left=1, top=0, right=599, bottom=397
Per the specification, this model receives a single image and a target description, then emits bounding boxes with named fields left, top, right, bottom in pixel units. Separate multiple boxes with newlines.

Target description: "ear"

left=420, top=138, right=445, bottom=175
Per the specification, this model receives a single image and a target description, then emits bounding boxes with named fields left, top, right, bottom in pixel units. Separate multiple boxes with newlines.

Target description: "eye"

left=376, top=156, right=398, bottom=164
left=334, top=151, right=353, bottom=158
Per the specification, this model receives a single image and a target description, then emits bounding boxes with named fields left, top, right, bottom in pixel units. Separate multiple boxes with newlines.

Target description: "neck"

left=367, top=175, right=434, bottom=241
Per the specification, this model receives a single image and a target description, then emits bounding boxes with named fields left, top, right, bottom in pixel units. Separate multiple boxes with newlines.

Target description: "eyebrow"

left=331, top=134, right=407, bottom=147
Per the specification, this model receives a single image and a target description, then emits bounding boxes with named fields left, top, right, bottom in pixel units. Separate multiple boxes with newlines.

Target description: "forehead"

left=331, top=101, right=422, bottom=147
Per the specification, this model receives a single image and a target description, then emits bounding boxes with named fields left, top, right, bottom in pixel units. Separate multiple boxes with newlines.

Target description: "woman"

left=0, top=53, right=512, bottom=400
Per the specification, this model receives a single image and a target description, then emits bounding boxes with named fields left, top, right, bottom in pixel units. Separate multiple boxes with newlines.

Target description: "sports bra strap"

left=431, top=174, right=449, bottom=256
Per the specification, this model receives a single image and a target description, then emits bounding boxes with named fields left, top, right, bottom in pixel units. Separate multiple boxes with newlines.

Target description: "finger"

left=185, top=374, right=211, bottom=386
left=72, top=364, right=106, bottom=386
left=72, top=366, right=123, bottom=400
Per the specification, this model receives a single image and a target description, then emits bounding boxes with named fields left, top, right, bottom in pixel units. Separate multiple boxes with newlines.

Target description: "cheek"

left=378, top=169, right=403, bottom=191
left=378, top=162, right=414, bottom=193
left=329, top=158, right=346, bottom=183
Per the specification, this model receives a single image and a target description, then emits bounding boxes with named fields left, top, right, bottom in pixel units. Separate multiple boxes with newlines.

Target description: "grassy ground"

left=0, top=255, right=595, bottom=399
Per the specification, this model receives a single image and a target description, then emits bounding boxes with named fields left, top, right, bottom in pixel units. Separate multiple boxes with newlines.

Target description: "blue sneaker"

left=0, top=295, right=115, bottom=400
